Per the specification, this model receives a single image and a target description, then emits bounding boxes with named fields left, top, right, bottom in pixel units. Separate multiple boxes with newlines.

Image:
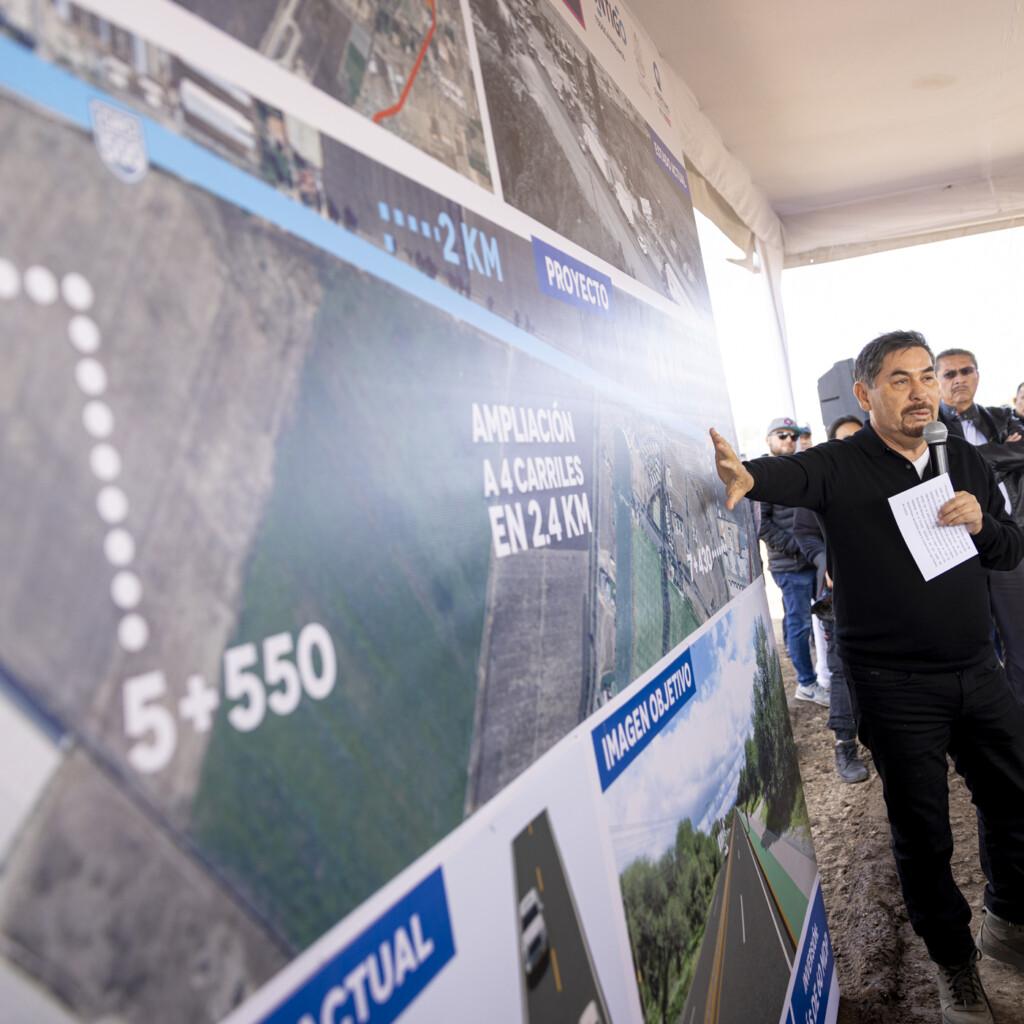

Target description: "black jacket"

left=757, top=472, right=814, bottom=574
left=939, top=402, right=1024, bottom=529
left=792, top=506, right=827, bottom=588
left=745, top=424, right=1023, bottom=672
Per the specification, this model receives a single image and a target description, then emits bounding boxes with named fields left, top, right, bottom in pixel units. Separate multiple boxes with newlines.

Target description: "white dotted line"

left=24, top=265, right=58, bottom=305
left=1, top=258, right=148, bottom=654
left=0, top=258, right=19, bottom=300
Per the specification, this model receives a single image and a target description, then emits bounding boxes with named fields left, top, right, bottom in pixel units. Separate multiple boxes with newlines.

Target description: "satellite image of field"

left=0, top=25, right=754, bottom=1020
left=0, top=77, right=602, bottom=1018
left=171, top=0, right=493, bottom=186
left=471, top=0, right=709, bottom=312
left=0, top=92, right=314, bottom=1024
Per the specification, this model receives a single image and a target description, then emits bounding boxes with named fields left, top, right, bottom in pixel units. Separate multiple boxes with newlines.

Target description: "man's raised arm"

left=709, top=427, right=826, bottom=511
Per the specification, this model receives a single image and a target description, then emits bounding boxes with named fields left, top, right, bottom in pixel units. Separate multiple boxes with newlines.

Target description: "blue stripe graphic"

left=0, top=36, right=652, bottom=405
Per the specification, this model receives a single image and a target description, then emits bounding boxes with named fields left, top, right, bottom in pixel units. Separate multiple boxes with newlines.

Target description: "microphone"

left=923, top=420, right=950, bottom=476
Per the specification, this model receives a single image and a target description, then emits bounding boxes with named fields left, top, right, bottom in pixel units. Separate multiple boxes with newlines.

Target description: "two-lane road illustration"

left=681, top=813, right=795, bottom=1024
left=513, top=811, right=610, bottom=1024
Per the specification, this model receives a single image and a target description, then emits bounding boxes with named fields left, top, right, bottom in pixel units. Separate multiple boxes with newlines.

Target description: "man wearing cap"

left=758, top=417, right=828, bottom=706
left=937, top=347, right=1024, bottom=703
left=711, top=331, right=1024, bottom=1024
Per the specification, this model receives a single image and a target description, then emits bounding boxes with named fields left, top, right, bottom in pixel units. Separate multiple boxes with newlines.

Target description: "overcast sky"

left=603, top=588, right=763, bottom=872
left=697, top=215, right=1024, bottom=457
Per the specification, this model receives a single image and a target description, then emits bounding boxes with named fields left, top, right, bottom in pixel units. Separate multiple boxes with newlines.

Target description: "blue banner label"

left=261, top=868, right=455, bottom=1024
left=591, top=648, right=696, bottom=791
left=531, top=237, right=613, bottom=316
left=787, top=883, right=835, bottom=1024
left=648, top=126, right=689, bottom=193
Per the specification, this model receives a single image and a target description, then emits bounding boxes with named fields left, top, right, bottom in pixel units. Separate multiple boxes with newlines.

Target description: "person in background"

left=1014, top=381, right=1024, bottom=420
left=711, top=331, right=1024, bottom=1024
left=937, top=348, right=1024, bottom=703
left=801, top=419, right=830, bottom=691
left=758, top=417, right=828, bottom=706
left=811, top=593, right=832, bottom=692
left=793, top=414, right=868, bottom=783
left=799, top=423, right=834, bottom=697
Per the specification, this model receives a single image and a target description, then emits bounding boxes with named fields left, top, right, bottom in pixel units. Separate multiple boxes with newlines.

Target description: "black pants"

left=847, top=654, right=1024, bottom=966
left=821, top=615, right=855, bottom=740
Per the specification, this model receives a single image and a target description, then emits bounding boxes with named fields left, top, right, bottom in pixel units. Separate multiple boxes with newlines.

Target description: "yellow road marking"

left=528, top=823, right=534, bottom=836
left=551, top=946, right=563, bottom=993
left=536, top=865, right=544, bottom=893
left=704, top=819, right=736, bottom=1024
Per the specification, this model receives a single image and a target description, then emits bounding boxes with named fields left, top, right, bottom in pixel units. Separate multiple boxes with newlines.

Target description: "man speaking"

left=710, top=331, right=1024, bottom=1024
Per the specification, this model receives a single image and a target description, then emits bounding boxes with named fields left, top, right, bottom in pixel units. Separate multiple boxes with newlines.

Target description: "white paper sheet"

left=888, top=473, right=978, bottom=581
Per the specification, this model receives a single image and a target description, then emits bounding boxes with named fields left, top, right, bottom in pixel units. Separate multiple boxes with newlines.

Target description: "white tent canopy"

left=635, top=0, right=1024, bottom=265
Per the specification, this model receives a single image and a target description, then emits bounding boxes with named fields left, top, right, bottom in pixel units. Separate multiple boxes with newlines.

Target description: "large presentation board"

left=0, top=2, right=838, bottom=1022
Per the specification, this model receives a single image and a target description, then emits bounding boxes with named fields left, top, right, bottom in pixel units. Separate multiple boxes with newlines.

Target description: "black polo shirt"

left=744, top=424, right=1023, bottom=671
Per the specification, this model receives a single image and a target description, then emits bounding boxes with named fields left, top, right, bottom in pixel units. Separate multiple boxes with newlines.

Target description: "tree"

left=738, top=617, right=802, bottom=834
left=620, top=819, right=723, bottom=1021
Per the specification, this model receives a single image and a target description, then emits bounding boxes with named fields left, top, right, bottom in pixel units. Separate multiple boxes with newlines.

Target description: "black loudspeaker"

left=817, top=358, right=862, bottom=430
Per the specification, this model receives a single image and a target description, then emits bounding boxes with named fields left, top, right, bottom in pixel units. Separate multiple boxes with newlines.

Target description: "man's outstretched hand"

left=710, top=427, right=755, bottom=510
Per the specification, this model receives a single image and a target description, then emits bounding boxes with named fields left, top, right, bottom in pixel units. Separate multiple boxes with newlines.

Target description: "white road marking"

left=743, top=826, right=792, bottom=968
left=740, top=894, right=746, bottom=943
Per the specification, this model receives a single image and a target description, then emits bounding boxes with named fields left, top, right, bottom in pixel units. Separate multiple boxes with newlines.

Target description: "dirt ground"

left=777, top=624, right=1024, bottom=1023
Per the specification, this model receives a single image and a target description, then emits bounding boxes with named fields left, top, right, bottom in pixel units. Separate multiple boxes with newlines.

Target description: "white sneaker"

left=935, top=950, right=993, bottom=1023
left=794, top=683, right=830, bottom=707
left=977, top=907, right=1024, bottom=970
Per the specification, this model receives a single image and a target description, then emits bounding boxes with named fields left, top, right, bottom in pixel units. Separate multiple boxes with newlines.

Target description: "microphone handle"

left=932, top=442, right=950, bottom=477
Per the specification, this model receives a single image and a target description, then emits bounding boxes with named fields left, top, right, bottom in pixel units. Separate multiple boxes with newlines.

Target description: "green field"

left=631, top=524, right=663, bottom=675
left=668, top=580, right=701, bottom=650
left=343, top=44, right=367, bottom=105
left=631, top=524, right=701, bottom=679
left=190, top=266, right=496, bottom=948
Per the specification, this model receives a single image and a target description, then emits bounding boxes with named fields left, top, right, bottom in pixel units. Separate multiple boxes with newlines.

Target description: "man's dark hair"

left=827, top=414, right=863, bottom=440
left=854, top=330, right=933, bottom=386
left=1017, top=381, right=1024, bottom=394
left=935, top=347, right=978, bottom=368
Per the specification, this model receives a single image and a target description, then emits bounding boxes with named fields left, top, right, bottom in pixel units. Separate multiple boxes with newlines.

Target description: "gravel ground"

left=778, top=623, right=1024, bottom=1023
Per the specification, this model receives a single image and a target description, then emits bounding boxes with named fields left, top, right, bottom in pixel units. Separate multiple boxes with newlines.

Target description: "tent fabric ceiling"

left=633, top=0, right=1024, bottom=262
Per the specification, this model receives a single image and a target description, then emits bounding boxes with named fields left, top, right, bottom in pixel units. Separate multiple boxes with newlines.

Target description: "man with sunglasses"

left=758, top=417, right=829, bottom=706
left=937, top=348, right=1024, bottom=702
